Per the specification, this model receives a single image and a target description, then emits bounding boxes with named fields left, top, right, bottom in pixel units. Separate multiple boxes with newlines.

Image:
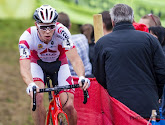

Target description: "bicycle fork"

left=46, top=94, right=69, bottom=125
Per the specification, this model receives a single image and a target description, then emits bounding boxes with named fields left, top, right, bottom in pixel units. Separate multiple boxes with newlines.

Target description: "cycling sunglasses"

left=37, top=24, right=56, bottom=31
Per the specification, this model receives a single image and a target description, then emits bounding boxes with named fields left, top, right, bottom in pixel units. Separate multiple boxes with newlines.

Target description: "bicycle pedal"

left=58, top=113, right=68, bottom=125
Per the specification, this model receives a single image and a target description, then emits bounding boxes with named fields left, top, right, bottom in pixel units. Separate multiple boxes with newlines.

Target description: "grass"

left=0, top=19, right=34, bottom=50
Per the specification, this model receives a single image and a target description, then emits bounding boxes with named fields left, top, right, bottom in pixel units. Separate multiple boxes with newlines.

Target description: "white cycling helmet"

left=33, top=5, right=58, bottom=23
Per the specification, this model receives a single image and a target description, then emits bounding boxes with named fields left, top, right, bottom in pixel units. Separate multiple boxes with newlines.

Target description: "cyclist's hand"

left=26, top=82, right=39, bottom=98
left=78, top=76, right=90, bottom=91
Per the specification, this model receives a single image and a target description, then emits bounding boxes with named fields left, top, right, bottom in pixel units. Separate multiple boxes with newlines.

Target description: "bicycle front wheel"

left=57, top=113, right=68, bottom=125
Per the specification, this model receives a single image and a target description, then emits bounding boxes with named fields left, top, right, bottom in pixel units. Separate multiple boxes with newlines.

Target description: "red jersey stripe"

left=19, top=40, right=30, bottom=49
left=26, top=27, right=31, bottom=34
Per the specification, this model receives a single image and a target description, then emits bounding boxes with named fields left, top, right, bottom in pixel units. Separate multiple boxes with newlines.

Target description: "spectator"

left=149, top=26, right=165, bottom=47
left=57, top=12, right=93, bottom=77
left=139, top=14, right=161, bottom=28
left=80, top=24, right=94, bottom=45
left=93, top=3, right=165, bottom=118
left=80, top=24, right=95, bottom=74
left=100, top=11, right=113, bottom=35
left=149, top=26, right=165, bottom=102
left=80, top=11, right=113, bottom=74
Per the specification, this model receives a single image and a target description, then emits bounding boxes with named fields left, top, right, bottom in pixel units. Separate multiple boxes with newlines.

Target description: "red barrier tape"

left=73, top=77, right=151, bottom=125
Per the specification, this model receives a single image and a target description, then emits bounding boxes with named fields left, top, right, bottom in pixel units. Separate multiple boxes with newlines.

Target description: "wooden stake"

left=93, top=14, right=104, bottom=43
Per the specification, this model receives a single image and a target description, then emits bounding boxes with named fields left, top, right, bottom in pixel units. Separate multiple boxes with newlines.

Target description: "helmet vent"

left=35, top=16, right=40, bottom=21
left=40, top=11, right=44, bottom=20
left=50, top=11, right=53, bottom=20
left=46, top=9, right=48, bottom=20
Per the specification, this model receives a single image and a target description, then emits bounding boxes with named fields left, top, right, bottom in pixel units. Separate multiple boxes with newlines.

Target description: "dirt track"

left=0, top=50, right=34, bottom=125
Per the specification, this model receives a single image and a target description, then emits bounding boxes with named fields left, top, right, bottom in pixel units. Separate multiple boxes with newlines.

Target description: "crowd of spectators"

left=58, top=3, right=165, bottom=120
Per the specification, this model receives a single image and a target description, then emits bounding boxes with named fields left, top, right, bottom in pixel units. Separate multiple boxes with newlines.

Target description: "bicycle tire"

left=48, top=112, right=68, bottom=125
left=57, top=113, right=68, bottom=125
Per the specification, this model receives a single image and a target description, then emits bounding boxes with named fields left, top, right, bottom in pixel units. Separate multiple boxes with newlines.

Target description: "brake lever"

left=81, top=79, right=89, bottom=104
left=32, top=86, right=37, bottom=111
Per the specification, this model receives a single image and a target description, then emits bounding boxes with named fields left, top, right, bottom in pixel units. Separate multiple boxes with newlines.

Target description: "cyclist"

left=19, top=5, right=90, bottom=125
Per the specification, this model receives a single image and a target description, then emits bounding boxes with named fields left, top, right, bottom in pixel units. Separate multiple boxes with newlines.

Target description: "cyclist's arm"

left=66, top=48, right=90, bottom=90
left=19, top=59, right=34, bottom=86
left=19, top=40, right=33, bottom=86
left=66, top=47, right=85, bottom=77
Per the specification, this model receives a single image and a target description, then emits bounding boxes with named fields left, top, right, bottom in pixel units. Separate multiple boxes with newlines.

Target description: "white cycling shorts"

left=30, top=62, right=75, bottom=94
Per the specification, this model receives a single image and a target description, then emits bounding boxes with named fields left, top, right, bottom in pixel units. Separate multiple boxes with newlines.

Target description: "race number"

left=19, top=44, right=30, bottom=59
left=62, top=39, right=74, bottom=50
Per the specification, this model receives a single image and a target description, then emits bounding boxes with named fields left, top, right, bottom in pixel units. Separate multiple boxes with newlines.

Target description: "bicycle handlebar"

left=32, top=83, right=89, bottom=111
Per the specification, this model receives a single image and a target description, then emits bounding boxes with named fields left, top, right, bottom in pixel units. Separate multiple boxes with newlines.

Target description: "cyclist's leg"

left=60, top=92, right=77, bottom=125
left=31, top=62, right=46, bottom=125
left=58, top=63, right=77, bottom=125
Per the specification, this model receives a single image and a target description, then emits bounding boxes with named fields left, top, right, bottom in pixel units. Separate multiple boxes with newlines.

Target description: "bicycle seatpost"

left=81, top=79, right=89, bottom=104
left=32, top=86, right=37, bottom=111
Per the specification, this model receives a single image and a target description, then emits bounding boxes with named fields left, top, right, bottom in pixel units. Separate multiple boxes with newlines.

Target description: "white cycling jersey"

left=19, top=22, right=74, bottom=63
left=19, top=22, right=75, bottom=94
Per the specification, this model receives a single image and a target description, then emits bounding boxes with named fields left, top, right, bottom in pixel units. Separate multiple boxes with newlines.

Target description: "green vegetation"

left=0, top=19, right=34, bottom=50
left=0, top=0, right=36, bottom=19
left=0, top=0, right=164, bottom=25
left=39, top=0, right=165, bottom=26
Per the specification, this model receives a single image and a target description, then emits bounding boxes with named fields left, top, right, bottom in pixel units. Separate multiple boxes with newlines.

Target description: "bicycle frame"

left=32, top=82, right=88, bottom=125
left=46, top=92, right=69, bottom=125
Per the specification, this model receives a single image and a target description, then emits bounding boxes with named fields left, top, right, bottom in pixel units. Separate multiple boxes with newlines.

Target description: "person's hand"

left=78, top=76, right=90, bottom=91
left=26, top=82, right=39, bottom=98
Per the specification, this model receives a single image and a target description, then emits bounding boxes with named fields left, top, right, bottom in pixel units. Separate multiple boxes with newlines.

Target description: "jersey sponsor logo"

left=58, top=27, right=69, bottom=39
left=50, top=45, right=56, bottom=48
left=40, top=53, right=57, bottom=56
left=61, top=30, right=69, bottom=39
left=40, top=56, right=58, bottom=60
left=40, top=48, right=57, bottom=54
left=58, top=27, right=63, bottom=34
left=38, top=44, right=43, bottom=49
left=57, top=34, right=65, bottom=40
left=51, top=41, right=54, bottom=45
left=19, top=44, right=24, bottom=49
left=62, top=39, right=74, bottom=50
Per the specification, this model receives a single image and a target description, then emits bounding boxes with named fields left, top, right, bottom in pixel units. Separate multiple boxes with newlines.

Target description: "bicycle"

left=32, top=75, right=89, bottom=125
